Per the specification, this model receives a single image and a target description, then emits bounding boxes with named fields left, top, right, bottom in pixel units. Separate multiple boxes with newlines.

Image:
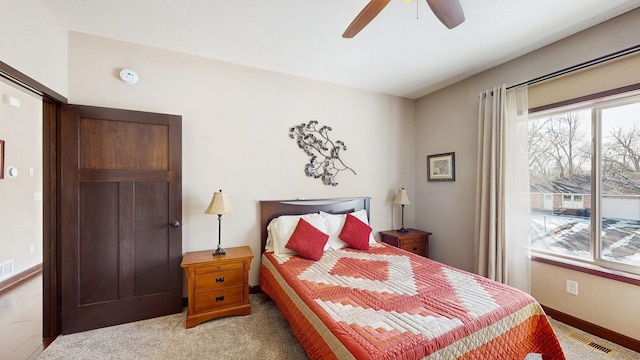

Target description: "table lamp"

left=393, top=188, right=411, bottom=233
left=205, top=189, right=233, bottom=255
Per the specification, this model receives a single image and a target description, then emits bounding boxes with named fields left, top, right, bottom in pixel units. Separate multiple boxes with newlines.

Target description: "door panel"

left=79, top=117, right=169, bottom=170
left=134, top=182, right=170, bottom=296
left=79, top=182, right=119, bottom=305
left=60, top=105, right=182, bottom=334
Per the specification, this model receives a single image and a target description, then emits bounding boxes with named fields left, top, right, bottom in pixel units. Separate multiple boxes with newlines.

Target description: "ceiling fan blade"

left=342, top=0, right=391, bottom=38
left=426, top=0, right=465, bottom=29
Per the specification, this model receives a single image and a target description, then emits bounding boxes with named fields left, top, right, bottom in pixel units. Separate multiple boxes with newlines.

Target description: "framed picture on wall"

left=427, top=152, right=455, bottom=182
left=0, top=140, right=4, bottom=180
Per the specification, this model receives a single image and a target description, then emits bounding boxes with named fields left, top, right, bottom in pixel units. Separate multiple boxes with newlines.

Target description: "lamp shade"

left=205, top=190, right=233, bottom=215
left=393, top=188, right=411, bottom=205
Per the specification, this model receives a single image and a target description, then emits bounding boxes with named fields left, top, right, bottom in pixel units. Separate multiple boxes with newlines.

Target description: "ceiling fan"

left=342, top=0, right=465, bottom=38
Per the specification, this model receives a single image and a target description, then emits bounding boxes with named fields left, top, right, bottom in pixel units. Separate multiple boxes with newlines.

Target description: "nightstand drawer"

left=195, top=286, right=244, bottom=312
left=379, top=229, right=431, bottom=258
left=195, top=262, right=242, bottom=274
left=401, top=240, right=426, bottom=256
left=195, top=269, right=243, bottom=292
left=400, top=234, right=426, bottom=242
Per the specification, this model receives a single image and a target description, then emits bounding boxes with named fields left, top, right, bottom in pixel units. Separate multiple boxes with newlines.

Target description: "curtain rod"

left=507, top=43, right=640, bottom=90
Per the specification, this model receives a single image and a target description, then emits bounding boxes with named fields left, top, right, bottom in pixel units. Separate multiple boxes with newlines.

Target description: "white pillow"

left=265, top=220, right=277, bottom=251
left=320, top=209, right=376, bottom=249
left=266, top=213, right=329, bottom=256
left=319, top=211, right=347, bottom=249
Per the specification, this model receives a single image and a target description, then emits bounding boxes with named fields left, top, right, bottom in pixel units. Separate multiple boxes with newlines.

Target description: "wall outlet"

left=29, top=244, right=35, bottom=254
left=566, top=280, right=579, bottom=295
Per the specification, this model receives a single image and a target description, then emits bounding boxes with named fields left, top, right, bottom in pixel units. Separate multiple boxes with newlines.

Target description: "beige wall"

left=67, top=32, right=416, bottom=286
left=529, top=51, right=640, bottom=108
left=532, top=262, right=640, bottom=340
left=0, top=79, right=43, bottom=278
left=0, top=0, right=66, bottom=282
left=415, top=8, right=640, bottom=339
left=0, top=0, right=68, bottom=97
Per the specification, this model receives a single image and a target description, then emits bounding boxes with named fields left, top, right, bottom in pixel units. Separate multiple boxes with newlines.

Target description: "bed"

left=258, top=197, right=565, bottom=359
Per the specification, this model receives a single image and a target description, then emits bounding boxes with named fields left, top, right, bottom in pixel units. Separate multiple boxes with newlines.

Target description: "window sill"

left=531, top=254, right=640, bottom=286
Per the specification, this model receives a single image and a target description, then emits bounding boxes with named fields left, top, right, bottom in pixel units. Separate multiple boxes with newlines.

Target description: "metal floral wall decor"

left=289, top=121, right=356, bottom=186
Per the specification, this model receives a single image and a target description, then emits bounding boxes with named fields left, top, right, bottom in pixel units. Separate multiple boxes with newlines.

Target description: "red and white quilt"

left=260, top=243, right=565, bottom=360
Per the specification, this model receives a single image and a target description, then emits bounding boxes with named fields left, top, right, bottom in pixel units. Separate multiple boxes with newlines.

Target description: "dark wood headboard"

left=259, top=197, right=371, bottom=253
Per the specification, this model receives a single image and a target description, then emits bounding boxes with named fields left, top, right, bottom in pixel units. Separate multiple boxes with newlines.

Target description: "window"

left=529, top=92, right=640, bottom=274
left=562, top=194, right=583, bottom=209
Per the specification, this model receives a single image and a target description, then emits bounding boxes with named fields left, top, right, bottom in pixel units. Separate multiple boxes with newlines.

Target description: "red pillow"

left=338, top=213, right=372, bottom=250
left=285, top=218, right=329, bottom=260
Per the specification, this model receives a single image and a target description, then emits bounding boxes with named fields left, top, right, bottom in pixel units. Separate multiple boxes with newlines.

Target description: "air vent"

left=566, top=331, right=614, bottom=354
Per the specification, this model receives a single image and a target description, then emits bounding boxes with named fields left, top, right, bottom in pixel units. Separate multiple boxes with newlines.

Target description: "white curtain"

left=474, top=84, right=531, bottom=293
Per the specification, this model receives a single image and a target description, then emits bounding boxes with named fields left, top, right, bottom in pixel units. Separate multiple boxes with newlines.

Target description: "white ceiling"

left=36, top=0, right=640, bottom=99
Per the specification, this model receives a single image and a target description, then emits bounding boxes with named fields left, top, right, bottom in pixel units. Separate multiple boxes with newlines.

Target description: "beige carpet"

left=38, top=294, right=307, bottom=360
left=38, top=293, right=639, bottom=359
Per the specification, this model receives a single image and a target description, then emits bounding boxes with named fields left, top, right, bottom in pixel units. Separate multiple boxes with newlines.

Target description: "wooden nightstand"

left=379, top=229, right=432, bottom=258
left=180, top=246, right=254, bottom=328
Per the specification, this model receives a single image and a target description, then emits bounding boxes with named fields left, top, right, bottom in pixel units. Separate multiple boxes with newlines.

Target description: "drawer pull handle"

left=215, top=296, right=225, bottom=302
left=216, top=277, right=225, bottom=283
left=413, top=247, right=418, bottom=251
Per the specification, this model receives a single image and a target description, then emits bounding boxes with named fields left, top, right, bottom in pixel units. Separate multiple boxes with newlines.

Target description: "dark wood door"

left=60, top=105, right=182, bottom=334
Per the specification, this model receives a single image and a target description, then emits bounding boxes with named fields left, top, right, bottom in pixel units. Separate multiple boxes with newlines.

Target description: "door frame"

left=1, top=61, right=66, bottom=340
left=43, top=97, right=60, bottom=341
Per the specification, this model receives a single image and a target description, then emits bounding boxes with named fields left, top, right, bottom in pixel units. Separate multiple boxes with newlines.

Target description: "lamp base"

left=213, top=246, right=226, bottom=256
left=397, top=227, right=409, bottom=233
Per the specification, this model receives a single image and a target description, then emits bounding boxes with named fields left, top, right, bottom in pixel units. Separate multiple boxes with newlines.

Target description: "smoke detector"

left=119, top=69, right=139, bottom=84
